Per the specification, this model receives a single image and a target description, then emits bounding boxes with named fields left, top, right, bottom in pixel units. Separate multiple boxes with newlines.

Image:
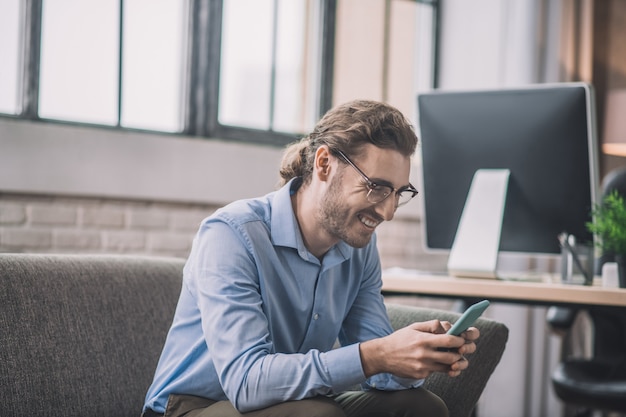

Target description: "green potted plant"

left=586, top=190, right=626, bottom=287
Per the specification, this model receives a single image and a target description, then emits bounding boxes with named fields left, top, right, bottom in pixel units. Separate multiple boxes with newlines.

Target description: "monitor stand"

left=447, top=169, right=510, bottom=279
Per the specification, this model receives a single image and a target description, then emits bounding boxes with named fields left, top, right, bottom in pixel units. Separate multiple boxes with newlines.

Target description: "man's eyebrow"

left=368, top=176, right=411, bottom=190
left=366, top=176, right=393, bottom=187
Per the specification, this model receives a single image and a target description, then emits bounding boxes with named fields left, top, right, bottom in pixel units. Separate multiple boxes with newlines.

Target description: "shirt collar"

left=270, top=177, right=351, bottom=265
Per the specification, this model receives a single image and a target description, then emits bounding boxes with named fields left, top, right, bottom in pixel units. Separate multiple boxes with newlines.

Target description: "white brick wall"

left=1, top=228, right=52, bottom=249
left=376, top=217, right=447, bottom=271
left=82, top=207, right=125, bottom=228
left=0, top=203, right=26, bottom=224
left=30, top=205, right=77, bottom=226
left=0, top=193, right=446, bottom=270
left=0, top=194, right=219, bottom=258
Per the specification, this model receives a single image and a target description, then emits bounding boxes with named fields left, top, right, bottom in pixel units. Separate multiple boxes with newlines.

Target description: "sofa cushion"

left=0, top=254, right=184, bottom=417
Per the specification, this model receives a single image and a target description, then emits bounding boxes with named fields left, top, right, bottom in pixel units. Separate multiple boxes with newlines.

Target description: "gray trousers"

left=145, top=388, right=448, bottom=417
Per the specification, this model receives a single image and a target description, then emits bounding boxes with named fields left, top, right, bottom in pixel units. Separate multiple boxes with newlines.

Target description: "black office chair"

left=547, top=168, right=626, bottom=417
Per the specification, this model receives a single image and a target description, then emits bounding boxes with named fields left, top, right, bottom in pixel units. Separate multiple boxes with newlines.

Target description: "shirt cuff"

left=321, top=343, right=366, bottom=392
left=364, top=373, right=424, bottom=391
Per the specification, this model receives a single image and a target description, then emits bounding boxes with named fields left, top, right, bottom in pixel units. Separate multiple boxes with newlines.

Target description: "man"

left=142, top=100, right=479, bottom=417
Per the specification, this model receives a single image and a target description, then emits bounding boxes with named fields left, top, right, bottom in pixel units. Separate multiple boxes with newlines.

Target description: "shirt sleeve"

left=185, top=218, right=367, bottom=412
left=338, top=235, right=424, bottom=391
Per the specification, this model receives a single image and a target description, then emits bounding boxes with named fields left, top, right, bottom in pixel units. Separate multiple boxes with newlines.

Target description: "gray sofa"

left=0, top=253, right=508, bottom=417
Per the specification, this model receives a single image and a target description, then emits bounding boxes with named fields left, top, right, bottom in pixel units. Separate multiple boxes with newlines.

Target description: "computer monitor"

left=417, top=83, right=600, bottom=278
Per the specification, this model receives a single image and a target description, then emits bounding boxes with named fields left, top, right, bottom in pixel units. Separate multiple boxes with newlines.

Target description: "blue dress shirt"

left=143, top=178, right=423, bottom=413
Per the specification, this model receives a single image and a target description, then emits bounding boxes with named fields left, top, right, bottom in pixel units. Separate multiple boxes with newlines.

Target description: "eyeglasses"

left=333, top=149, right=418, bottom=207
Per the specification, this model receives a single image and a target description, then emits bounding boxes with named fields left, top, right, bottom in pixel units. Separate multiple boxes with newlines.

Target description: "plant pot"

left=616, top=255, right=626, bottom=288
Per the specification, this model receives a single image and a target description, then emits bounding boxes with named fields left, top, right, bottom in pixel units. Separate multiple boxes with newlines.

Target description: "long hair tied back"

left=278, top=99, right=417, bottom=186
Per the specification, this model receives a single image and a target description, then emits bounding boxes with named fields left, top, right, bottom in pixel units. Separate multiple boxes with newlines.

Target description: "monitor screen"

left=417, top=83, right=599, bottom=272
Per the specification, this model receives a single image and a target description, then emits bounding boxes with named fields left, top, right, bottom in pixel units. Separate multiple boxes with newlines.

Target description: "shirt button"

left=313, top=313, right=319, bottom=320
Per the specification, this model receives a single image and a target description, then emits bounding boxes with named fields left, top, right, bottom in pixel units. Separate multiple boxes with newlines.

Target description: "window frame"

left=184, top=0, right=338, bottom=146
left=9, top=0, right=440, bottom=148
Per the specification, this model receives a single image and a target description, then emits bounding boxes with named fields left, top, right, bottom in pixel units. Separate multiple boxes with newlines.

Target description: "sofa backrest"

left=0, top=253, right=509, bottom=417
left=0, top=254, right=185, bottom=417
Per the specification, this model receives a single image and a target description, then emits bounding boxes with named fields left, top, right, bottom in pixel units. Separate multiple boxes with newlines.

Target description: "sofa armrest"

left=386, top=303, right=509, bottom=417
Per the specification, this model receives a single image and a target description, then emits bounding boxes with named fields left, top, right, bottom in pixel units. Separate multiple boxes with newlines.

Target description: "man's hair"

left=279, top=100, right=418, bottom=186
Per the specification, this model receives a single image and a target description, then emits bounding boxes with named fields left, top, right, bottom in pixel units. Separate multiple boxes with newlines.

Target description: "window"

left=38, top=0, right=186, bottom=131
left=39, top=0, right=120, bottom=125
left=219, top=0, right=320, bottom=134
left=0, top=0, right=438, bottom=146
left=190, top=0, right=335, bottom=145
left=0, top=0, right=22, bottom=115
left=121, top=0, right=186, bottom=131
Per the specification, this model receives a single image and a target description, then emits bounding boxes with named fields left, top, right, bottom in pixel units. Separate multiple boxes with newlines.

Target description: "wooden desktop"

left=382, top=269, right=626, bottom=308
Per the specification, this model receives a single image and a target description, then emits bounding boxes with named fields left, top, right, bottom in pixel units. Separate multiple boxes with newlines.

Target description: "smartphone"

left=447, top=300, right=490, bottom=336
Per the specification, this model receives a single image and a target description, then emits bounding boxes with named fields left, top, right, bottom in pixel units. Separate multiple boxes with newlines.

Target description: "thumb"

left=409, top=319, right=447, bottom=334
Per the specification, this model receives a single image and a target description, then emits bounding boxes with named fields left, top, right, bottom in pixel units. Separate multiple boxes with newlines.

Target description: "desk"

left=382, top=270, right=626, bottom=308
left=382, top=271, right=626, bottom=416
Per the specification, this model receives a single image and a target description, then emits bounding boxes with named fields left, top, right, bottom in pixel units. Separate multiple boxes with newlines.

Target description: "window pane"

left=273, top=0, right=319, bottom=133
left=219, top=0, right=274, bottom=130
left=219, top=0, right=322, bottom=134
left=0, top=0, right=21, bottom=115
left=121, top=0, right=186, bottom=132
left=39, top=0, right=119, bottom=125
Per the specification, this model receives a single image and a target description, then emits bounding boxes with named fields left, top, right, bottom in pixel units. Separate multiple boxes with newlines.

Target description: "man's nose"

left=376, top=195, right=397, bottom=221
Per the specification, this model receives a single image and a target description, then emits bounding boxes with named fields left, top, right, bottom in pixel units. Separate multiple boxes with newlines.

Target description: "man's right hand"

left=359, top=320, right=479, bottom=380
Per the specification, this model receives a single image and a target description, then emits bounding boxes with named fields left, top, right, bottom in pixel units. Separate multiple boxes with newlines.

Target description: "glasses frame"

left=333, top=149, right=418, bottom=207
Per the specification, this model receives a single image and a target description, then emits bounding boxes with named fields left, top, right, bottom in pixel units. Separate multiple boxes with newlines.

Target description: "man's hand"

left=440, top=320, right=480, bottom=377
left=359, top=320, right=480, bottom=380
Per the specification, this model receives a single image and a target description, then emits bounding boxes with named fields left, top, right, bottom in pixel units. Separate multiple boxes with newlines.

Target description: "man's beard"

left=317, top=173, right=375, bottom=248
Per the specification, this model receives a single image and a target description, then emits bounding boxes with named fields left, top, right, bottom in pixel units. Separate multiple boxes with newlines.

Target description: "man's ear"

left=314, top=145, right=333, bottom=181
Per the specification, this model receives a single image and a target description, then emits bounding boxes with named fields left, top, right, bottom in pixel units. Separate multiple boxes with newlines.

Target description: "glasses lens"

left=367, top=185, right=393, bottom=204
left=397, top=190, right=417, bottom=206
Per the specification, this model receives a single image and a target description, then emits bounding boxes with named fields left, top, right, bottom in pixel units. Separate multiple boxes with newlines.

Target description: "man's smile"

left=358, top=212, right=382, bottom=229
